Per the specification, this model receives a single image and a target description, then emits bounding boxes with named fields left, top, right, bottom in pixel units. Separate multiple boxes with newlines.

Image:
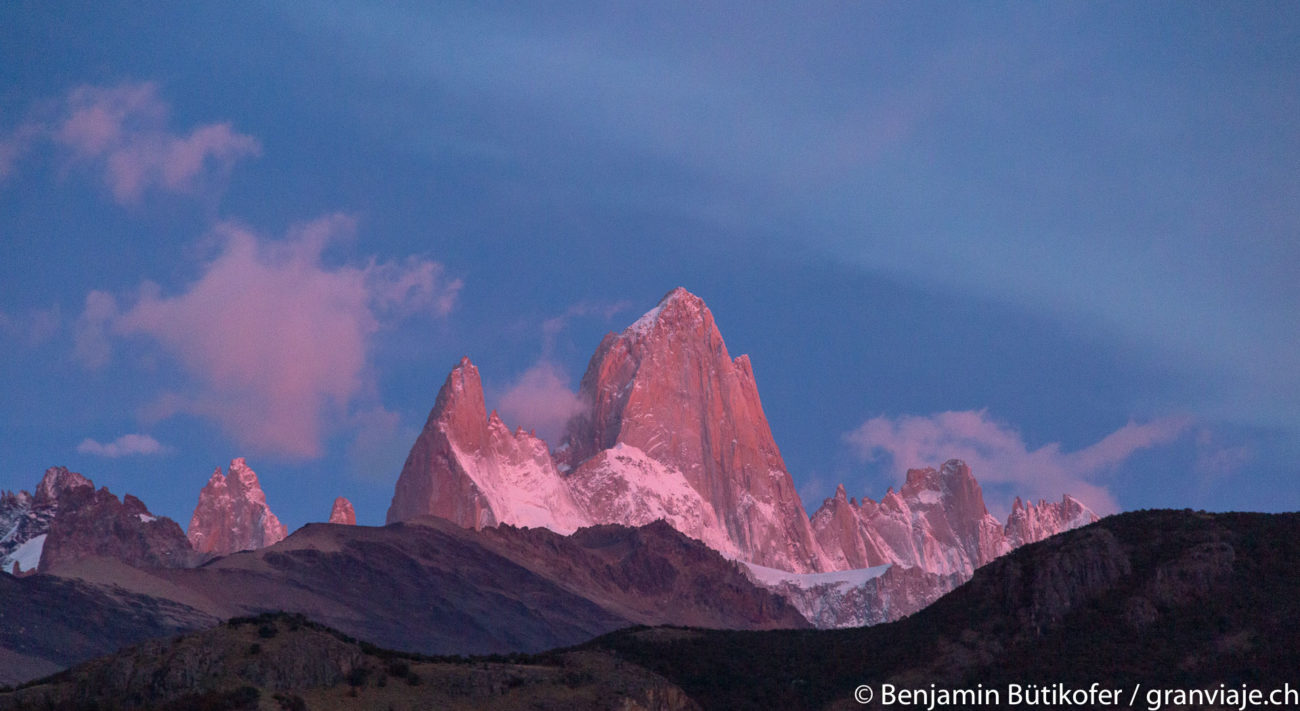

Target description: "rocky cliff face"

left=1004, top=493, right=1097, bottom=548
left=2, top=467, right=198, bottom=575
left=39, top=487, right=201, bottom=572
left=328, top=497, right=356, bottom=525
left=812, top=460, right=1009, bottom=577
left=387, top=289, right=831, bottom=573
left=386, top=358, right=588, bottom=532
left=187, top=458, right=288, bottom=556
left=383, top=287, right=1099, bottom=625
left=560, top=288, right=828, bottom=573
left=801, top=459, right=1098, bottom=626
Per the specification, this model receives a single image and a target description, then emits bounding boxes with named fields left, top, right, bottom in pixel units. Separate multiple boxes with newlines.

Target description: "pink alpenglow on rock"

left=801, top=460, right=1100, bottom=626
left=2, top=466, right=199, bottom=574
left=382, top=286, right=1102, bottom=627
left=1004, top=493, right=1099, bottom=548
left=329, top=497, right=356, bottom=525
left=187, top=458, right=288, bottom=555
left=386, top=357, right=588, bottom=533
left=560, top=287, right=830, bottom=574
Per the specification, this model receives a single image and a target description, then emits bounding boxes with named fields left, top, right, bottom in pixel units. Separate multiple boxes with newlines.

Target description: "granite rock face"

left=386, top=358, right=588, bottom=532
left=3, top=467, right=198, bottom=575
left=187, top=458, right=288, bottom=556
left=328, top=497, right=356, bottom=525
left=384, top=287, right=1100, bottom=626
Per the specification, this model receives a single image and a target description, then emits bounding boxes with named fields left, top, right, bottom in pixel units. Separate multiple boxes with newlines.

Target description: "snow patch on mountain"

left=568, top=443, right=737, bottom=556
left=741, top=560, right=890, bottom=591
left=9, top=533, right=46, bottom=573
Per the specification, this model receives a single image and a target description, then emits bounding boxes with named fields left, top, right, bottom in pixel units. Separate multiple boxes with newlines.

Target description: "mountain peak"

left=623, top=287, right=709, bottom=340
left=187, top=458, right=287, bottom=555
left=328, top=497, right=356, bottom=525
left=940, top=459, right=973, bottom=480
left=387, top=358, right=587, bottom=532
left=560, top=287, right=828, bottom=573
left=34, top=466, right=93, bottom=505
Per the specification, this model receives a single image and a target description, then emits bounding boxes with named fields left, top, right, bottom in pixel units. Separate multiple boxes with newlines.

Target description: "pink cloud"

left=845, top=410, right=1194, bottom=515
left=88, top=215, right=459, bottom=458
left=496, top=361, right=585, bottom=446
left=490, top=301, right=629, bottom=446
left=0, top=81, right=260, bottom=203
left=77, top=433, right=167, bottom=458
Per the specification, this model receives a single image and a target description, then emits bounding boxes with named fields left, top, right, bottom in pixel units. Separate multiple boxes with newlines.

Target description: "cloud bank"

left=83, top=214, right=461, bottom=458
left=846, top=410, right=1193, bottom=515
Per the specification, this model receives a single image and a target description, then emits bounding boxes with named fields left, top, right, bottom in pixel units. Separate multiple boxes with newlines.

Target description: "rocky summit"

left=385, top=287, right=1098, bottom=626
left=1, top=467, right=197, bottom=576
left=328, top=496, right=356, bottom=525
left=187, top=458, right=288, bottom=556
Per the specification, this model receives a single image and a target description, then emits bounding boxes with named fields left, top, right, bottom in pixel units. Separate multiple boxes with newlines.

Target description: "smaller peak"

left=329, top=496, right=356, bottom=525
left=904, top=467, right=938, bottom=487
left=208, top=466, right=225, bottom=483
left=624, top=287, right=708, bottom=338
left=733, top=353, right=754, bottom=378
left=1012, top=495, right=1025, bottom=512
left=227, top=458, right=263, bottom=494
left=834, top=483, right=848, bottom=501
left=35, top=466, right=93, bottom=504
left=659, top=286, right=698, bottom=304
left=122, top=493, right=148, bottom=515
left=940, top=459, right=972, bottom=478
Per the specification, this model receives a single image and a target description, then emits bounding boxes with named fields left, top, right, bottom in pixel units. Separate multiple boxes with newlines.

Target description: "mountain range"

left=1, top=287, right=1100, bottom=689
left=383, top=288, right=1097, bottom=624
left=5, top=509, right=1296, bottom=710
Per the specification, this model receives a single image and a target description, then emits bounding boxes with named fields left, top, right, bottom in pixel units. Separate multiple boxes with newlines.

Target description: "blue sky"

left=2, top=2, right=1296, bottom=529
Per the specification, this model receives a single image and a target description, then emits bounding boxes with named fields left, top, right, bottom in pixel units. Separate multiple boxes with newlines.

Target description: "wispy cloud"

left=845, top=410, right=1194, bottom=515
left=496, top=361, right=584, bottom=446
left=0, top=123, right=40, bottom=180
left=81, top=214, right=461, bottom=457
left=1, top=81, right=260, bottom=203
left=539, top=300, right=631, bottom=354
left=493, top=300, right=631, bottom=446
left=1193, top=427, right=1255, bottom=481
left=0, top=305, right=61, bottom=348
left=73, top=291, right=118, bottom=369
left=77, top=433, right=167, bottom=458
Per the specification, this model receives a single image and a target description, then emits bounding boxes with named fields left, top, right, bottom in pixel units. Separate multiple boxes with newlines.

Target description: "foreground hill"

left=583, top=510, right=1300, bottom=709
left=0, top=612, right=698, bottom=711
left=6, top=510, right=1296, bottom=710
left=0, top=516, right=803, bottom=686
